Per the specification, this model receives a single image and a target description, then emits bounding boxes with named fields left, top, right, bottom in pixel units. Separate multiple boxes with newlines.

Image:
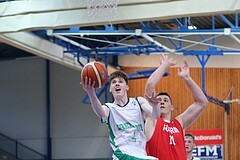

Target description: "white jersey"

left=103, top=97, right=153, bottom=159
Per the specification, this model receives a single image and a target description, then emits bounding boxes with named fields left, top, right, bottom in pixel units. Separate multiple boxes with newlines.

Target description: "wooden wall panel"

left=123, top=67, right=240, bottom=160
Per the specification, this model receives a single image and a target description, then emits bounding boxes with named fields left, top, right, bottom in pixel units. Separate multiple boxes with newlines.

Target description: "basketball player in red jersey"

left=144, top=54, right=208, bottom=160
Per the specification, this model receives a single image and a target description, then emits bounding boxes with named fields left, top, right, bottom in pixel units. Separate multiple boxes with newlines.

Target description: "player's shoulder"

left=135, top=96, right=146, bottom=102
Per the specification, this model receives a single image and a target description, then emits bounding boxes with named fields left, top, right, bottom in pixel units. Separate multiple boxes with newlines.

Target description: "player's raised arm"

left=80, top=62, right=109, bottom=118
left=81, top=76, right=109, bottom=118
left=145, top=54, right=176, bottom=97
left=176, top=58, right=208, bottom=129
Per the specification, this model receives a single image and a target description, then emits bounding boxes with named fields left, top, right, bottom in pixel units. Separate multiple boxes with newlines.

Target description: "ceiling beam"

left=0, top=32, right=118, bottom=73
left=0, top=0, right=239, bottom=34
left=0, top=32, right=85, bottom=71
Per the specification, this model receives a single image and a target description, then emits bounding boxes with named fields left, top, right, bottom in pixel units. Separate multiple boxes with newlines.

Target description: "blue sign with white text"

left=193, top=145, right=223, bottom=159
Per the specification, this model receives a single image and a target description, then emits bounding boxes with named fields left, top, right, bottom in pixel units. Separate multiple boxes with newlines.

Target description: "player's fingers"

left=91, top=81, right=95, bottom=87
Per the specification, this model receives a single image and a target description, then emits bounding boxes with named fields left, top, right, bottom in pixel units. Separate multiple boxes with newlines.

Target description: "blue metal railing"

left=0, top=133, right=46, bottom=160
left=0, top=0, right=22, bottom=2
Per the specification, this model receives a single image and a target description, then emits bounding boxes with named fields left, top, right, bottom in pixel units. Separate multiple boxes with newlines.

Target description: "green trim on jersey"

left=101, top=117, right=107, bottom=124
left=108, top=122, right=116, bottom=148
left=102, top=117, right=117, bottom=148
left=101, top=105, right=117, bottom=147
left=114, top=149, right=153, bottom=160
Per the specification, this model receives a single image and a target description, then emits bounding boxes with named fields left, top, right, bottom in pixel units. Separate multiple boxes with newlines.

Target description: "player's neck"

left=114, top=96, right=128, bottom=106
left=186, top=152, right=193, bottom=160
left=161, top=113, right=171, bottom=121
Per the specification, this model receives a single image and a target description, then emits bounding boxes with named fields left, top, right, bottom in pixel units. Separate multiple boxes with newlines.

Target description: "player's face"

left=156, top=95, right=173, bottom=114
left=185, top=136, right=195, bottom=153
left=109, top=77, right=129, bottom=97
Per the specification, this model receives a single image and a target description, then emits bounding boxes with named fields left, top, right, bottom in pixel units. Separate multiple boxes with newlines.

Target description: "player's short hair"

left=185, top=133, right=195, bottom=142
left=109, top=70, right=129, bottom=84
left=157, top=92, right=172, bottom=104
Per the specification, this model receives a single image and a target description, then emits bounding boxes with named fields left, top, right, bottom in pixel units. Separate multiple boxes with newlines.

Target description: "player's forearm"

left=144, top=105, right=160, bottom=119
left=139, top=96, right=160, bottom=119
left=145, top=62, right=170, bottom=96
left=183, top=76, right=208, bottom=107
left=88, top=92, right=106, bottom=118
left=151, top=105, right=161, bottom=119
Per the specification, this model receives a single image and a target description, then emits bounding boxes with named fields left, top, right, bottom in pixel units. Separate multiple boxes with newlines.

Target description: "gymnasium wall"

left=119, top=54, right=240, bottom=68
left=123, top=66, right=240, bottom=160
left=0, top=58, right=112, bottom=159
left=50, top=60, right=112, bottom=159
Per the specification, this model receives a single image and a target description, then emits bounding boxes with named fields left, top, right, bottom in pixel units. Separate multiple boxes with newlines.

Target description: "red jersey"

left=146, top=118, right=186, bottom=160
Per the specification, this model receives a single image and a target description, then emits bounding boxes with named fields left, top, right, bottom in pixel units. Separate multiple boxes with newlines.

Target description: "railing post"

left=15, top=140, right=18, bottom=159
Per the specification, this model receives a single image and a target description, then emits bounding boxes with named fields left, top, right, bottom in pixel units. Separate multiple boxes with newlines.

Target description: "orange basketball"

left=81, top=61, right=108, bottom=88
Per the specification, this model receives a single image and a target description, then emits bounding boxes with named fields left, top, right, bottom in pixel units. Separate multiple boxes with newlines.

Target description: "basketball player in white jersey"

left=81, top=70, right=159, bottom=160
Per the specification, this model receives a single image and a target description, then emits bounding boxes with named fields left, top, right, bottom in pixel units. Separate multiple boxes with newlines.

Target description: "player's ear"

left=170, top=105, right=174, bottom=111
left=109, top=81, right=112, bottom=92
left=126, top=85, right=129, bottom=91
left=109, top=87, right=112, bottom=92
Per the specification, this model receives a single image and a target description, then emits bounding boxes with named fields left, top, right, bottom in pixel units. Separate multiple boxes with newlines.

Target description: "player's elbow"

left=198, top=97, right=208, bottom=108
left=144, top=83, right=155, bottom=96
left=203, top=96, right=209, bottom=106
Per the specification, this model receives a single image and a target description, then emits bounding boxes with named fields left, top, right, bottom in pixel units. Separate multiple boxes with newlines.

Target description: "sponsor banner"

left=186, top=129, right=223, bottom=159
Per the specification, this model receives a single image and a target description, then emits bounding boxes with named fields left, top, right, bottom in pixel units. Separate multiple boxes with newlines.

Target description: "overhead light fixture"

left=187, top=17, right=197, bottom=30
left=188, top=25, right=197, bottom=30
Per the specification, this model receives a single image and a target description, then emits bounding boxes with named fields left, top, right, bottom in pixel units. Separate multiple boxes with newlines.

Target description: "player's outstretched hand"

left=80, top=76, right=95, bottom=93
left=160, top=54, right=177, bottom=67
left=145, top=91, right=159, bottom=106
left=177, top=58, right=190, bottom=79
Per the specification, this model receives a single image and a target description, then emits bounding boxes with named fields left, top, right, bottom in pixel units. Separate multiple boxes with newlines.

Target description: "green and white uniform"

left=103, top=98, right=157, bottom=160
